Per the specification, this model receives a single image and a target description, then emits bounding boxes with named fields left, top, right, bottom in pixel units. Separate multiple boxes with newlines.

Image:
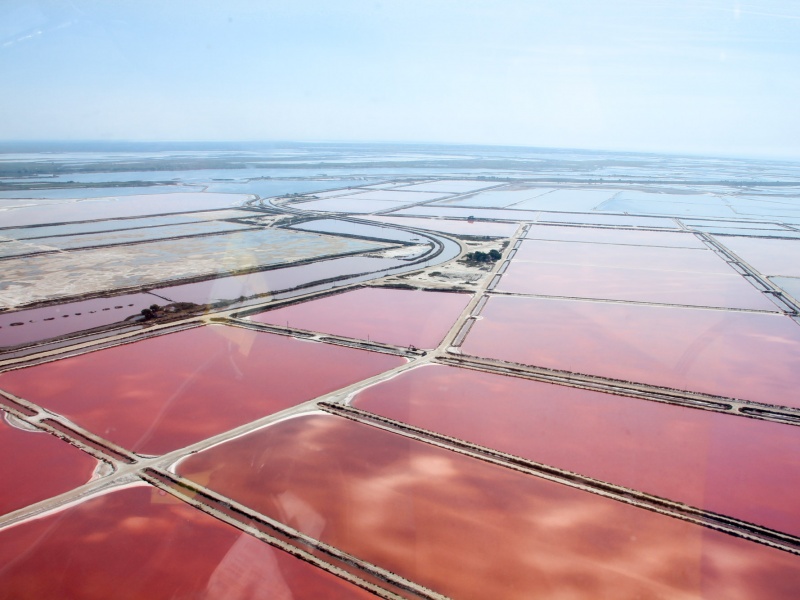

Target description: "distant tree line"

left=464, top=249, right=502, bottom=263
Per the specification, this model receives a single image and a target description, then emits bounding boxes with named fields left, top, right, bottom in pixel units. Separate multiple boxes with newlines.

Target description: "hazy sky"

left=2, top=1, right=799, bottom=158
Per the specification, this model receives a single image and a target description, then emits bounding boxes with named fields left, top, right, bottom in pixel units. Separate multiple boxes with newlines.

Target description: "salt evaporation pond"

left=250, top=287, right=471, bottom=349
left=351, top=364, right=800, bottom=536
left=0, top=484, right=375, bottom=599
left=497, top=260, right=777, bottom=310
left=362, top=215, right=519, bottom=238
left=525, top=225, right=706, bottom=248
left=158, top=256, right=407, bottom=304
left=0, top=411, right=98, bottom=515
left=0, top=292, right=154, bottom=348
left=0, top=221, right=252, bottom=258
left=462, top=296, right=800, bottom=408
left=0, top=193, right=251, bottom=228
left=176, top=414, right=800, bottom=600
left=0, top=325, right=405, bottom=455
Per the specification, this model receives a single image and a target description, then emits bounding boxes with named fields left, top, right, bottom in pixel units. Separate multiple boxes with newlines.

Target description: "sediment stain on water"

left=177, top=414, right=800, bottom=600
left=350, top=363, right=800, bottom=537
left=0, top=325, right=405, bottom=455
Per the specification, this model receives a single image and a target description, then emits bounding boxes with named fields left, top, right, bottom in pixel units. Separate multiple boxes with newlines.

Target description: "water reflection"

left=0, top=484, right=373, bottom=599
left=351, top=364, right=800, bottom=536
left=177, top=414, right=800, bottom=599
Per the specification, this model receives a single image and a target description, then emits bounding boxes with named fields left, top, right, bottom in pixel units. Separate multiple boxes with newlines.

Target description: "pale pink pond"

left=351, top=364, right=800, bottom=536
left=462, top=296, right=800, bottom=408
left=250, top=287, right=472, bottom=348
left=177, top=414, right=800, bottom=600
left=497, top=261, right=777, bottom=311
left=515, top=239, right=734, bottom=274
left=525, top=225, right=706, bottom=248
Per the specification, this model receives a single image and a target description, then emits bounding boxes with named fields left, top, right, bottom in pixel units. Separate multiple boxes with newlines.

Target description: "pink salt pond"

left=250, top=287, right=472, bottom=348
left=351, top=364, right=800, bottom=537
left=0, top=411, right=98, bottom=516
left=176, top=414, right=800, bottom=600
left=525, top=225, right=707, bottom=248
left=0, top=484, right=374, bottom=599
left=0, top=325, right=405, bottom=455
left=462, top=296, right=800, bottom=408
left=514, top=239, right=734, bottom=274
left=497, top=261, right=778, bottom=311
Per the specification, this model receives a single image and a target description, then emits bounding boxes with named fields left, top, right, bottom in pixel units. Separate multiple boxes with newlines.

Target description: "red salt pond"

left=515, top=239, right=734, bottom=274
left=525, top=225, right=707, bottom=248
left=0, top=484, right=374, bottom=599
left=0, top=411, right=97, bottom=516
left=0, top=293, right=155, bottom=349
left=462, top=296, right=800, bottom=408
left=250, top=287, right=472, bottom=349
left=176, top=414, right=800, bottom=599
left=497, top=261, right=778, bottom=311
left=351, top=364, right=800, bottom=537
left=0, top=326, right=404, bottom=455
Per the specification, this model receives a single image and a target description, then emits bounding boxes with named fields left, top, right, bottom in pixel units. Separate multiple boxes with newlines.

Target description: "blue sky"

left=2, top=1, right=799, bottom=158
